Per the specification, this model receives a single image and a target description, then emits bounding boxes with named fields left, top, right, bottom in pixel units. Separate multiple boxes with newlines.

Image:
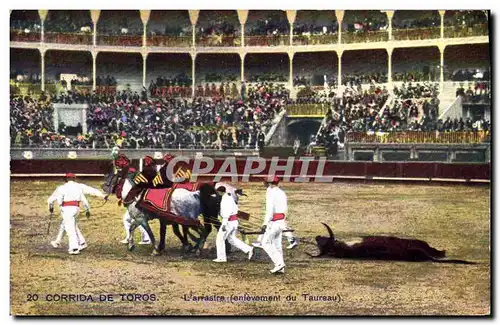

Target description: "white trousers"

left=216, top=220, right=252, bottom=260
left=123, top=210, right=150, bottom=242
left=257, top=220, right=295, bottom=244
left=58, top=207, right=85, bottom=252
left=55, top=221, right=86, bottom=247
left=262, top=219, right=286, bottom=267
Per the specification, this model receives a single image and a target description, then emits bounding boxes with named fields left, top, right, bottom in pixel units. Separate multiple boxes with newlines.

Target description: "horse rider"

left=123, top=153, right=192, bottom=204
left=253, top=179, right=298, bottom=250
left=119, top=167, right=151, bottom=245
left=48, top=173, right=107, bottom=255
left=213, top=186, right=253, bottom=263
left=256, top=176, right=290, bottom=274
left=110, top=154, right=152, bottom=244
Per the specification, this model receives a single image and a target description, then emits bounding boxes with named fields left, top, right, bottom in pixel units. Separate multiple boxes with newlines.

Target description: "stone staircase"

left=438, top=81, right=461, bottom=118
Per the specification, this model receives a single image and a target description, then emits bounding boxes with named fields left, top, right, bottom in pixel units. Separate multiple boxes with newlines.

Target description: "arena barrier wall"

left=10, top=159, right=490, bottom=183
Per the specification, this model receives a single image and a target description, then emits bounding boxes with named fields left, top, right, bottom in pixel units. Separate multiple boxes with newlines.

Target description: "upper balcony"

left=293, top=10, right=338, bottom=46
left=245, top=10, right=290, bottom=46
left=196, top=10, right=240, bottom=47
left=10, top=10, right=41, bottom=43
left=443, top=10, right=488, bottom=38
left=341, top=10, right=389, bottom=44
left=97, top=10, right=143, bottom=47
left=9, top=9, right=490, bottom=50
left=392, top=10, right=441, bottom=41
left=44, top=10, right=93, bottom=45
left=147, top=10, right=191, bottom=48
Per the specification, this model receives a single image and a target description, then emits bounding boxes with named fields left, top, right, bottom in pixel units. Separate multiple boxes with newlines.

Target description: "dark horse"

left=102, top=168, right=221, bottom=256
left=309, top=223, right=475, bottom=264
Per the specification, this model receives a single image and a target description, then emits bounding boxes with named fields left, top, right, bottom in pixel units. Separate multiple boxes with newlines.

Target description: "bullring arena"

left=10, top=9, right=491, bottom=316
left=10, top=174, right=490, bottom=315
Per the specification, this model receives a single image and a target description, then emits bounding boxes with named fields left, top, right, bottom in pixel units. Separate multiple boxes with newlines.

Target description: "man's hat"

left=265, top=176, right=280, bottom=184
left=65, top=173, right=76, bottom=179
left=143, top=156, right=156, bottom=167
left=163, top=153, right=175, bottom=162
left=114, top=153, right=130, bottom=168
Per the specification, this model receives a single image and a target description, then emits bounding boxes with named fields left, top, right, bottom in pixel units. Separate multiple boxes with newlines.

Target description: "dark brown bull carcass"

left=309, top=223, right=475, bottom=264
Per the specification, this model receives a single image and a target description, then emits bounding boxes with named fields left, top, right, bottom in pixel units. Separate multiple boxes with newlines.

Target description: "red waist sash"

left=62, top=201, right=80, bottom=207
left=229, top=214, right=238, bottom=221
left=272, top=213, right=285, bottom=221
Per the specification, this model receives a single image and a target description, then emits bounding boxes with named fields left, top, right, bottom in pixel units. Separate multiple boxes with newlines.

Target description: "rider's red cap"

left=144, top=156, right=156, bottom=167
left=163, top=154, right=175, bottom=162
left=266, top=176, right=280, bottom=184
left=65, top=173, right=76, bottom=179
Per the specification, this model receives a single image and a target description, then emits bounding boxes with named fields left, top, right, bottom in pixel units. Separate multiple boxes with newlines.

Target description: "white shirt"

left=48, top=181, right=105, bottom=210
left=264, top=186, right=287, bottom=225
left=219, top=193, right=238, bottom=227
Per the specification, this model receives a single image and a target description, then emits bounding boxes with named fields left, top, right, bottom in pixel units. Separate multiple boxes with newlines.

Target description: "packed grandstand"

left=10, top=10, right=490, bottom=156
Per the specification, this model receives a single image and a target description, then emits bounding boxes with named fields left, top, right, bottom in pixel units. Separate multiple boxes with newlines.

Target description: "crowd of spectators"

left=247, top=73, right=287, bottom=83
left=456, top=82, right=490, bottom=104
left=393, top=71, right=434, bottom=82
left=342, top=73, right=388, bottom=87
left=149, top=75, right=192, bottom=98
left=10, top=70, right=41, bottom=84
left=45, top=14, right=92, bottom=34
left=392, top=14, right=439, bottom=29
left=148, top=25, right=191, bottom=37
left=10, top=19, right=40, bottom=33
left=10, top=81, right=290, bottom=150
left=247, top=17, right=289, bottom=36
left=197, top=21, right=239, bottom=46
left=445, top=10, right=488, bottom=28
left=194, top=83, right=240, bottom=99
left=393, top=82, right=439, bottom=100
left=343, top=15, right=388, bottom=33
left=451, top=69, right=490, bottom=82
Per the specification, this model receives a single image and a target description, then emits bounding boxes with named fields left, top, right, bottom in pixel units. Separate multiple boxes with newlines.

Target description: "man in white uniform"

left=120, top=209, right=151, bottom=245
left=259, top=176, right=289, bottom=274
left=253, top=180, right=298, bottom=250
left=213, top=186, right=254, bottom=262
left=48, top=173, right=107, bottom=255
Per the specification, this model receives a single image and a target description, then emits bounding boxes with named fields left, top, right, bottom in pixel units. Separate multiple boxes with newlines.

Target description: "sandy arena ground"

left=10, top=180, right=490, bottom=316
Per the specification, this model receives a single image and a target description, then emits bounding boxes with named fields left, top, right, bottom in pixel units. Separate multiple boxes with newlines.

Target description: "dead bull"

left=308, top=223, right=475, bottom=264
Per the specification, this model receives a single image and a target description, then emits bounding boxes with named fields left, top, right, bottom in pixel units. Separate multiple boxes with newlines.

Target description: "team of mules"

left=102, top=169, right=222, bottom=256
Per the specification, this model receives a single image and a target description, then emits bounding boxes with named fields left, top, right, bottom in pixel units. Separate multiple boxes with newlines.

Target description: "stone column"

left=439, top=10, right=445, bottom=39
left=387, top=47, right=393, bottom=90
left=90, top=10, right=101, bottom=47
left=335, top=10, right=344, bottom=44
left=189, top=10, right=199, bottom=48
left=240, top=52, right=246, bottom=82
left=286, top=10, right=296, bottom=46
left=191, top=52, right=196, bottom=98
left=385, top=10, right=394, bottom=41
left=288, top=52, right=294, bottom=97
left=142, top=51, right=148, bottom=88
left=439, top=44, right=445, bottom=92
left=337, top=50, right=343, bottom=87
left=92, top=50, right=98, bottom=91
left=38, top=10, right=48, bottom=43
left=40, top=48, right=46, bottom=91
left=237, top=10, right=248, bottom=47
left=140, top=10, right=150, bottom=47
